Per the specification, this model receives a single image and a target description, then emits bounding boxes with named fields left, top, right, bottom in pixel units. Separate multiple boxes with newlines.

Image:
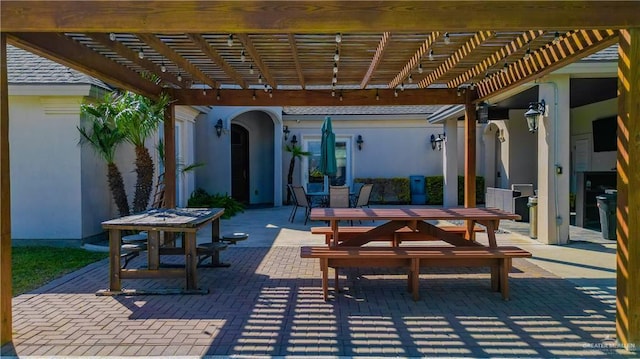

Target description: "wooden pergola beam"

left=389, top=32, right=439, bottom=89
left=87, top=33, right=183, bottom=88
left=418, top=31, right=495, bottom=88
left=136, top=33, right=218, bottom=90
left=2, top=1, right=639, bottom=32
left=447, top=30, right=545, bottom=89
left=616, top=28, right=640, bottom=347
left=477, top=29, right=618, bottom=100
left=361, top=32, right=390, bottom=89
left=7, top=32, right=162, bottom=99
left=186, top=33, right=247, bottom=89
left=236, top=33, right=276, bottom=88
left=0, top=33, right=12, bottom=346
left=168, top=88, right=464, bottom=106
left=287, top=34, right=306, bottom=89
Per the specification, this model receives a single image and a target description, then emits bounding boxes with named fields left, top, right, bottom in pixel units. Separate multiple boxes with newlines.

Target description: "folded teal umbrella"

left=320, top=116, right=337, bottom=176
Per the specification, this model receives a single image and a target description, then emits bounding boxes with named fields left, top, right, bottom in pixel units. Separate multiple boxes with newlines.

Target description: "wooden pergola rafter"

left=477, top=29, right=619, bottom=99
left=187, top=33, right=248, bottom=89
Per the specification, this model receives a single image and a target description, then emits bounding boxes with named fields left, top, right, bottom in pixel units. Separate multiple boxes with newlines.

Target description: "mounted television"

left=592, top=116, right=617, bottom=152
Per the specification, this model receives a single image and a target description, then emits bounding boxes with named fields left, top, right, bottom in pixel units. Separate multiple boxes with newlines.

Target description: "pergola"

left=1, top=0, right=638, bottom=347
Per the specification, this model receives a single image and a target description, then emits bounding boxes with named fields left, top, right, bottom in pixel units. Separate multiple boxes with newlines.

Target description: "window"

left=302, top=137, right=352, bottom=192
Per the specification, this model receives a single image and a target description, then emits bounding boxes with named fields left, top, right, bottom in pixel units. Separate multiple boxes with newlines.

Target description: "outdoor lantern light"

left=356, top=135, right=364, bottom=151
left=430, top=133, right=446, bottom=151
left=215, top=119, right=224, bottom=137
left=283, top=125, right=290, bottom=141
left=524, top=100, right=546, bottom=133
left=290, top=135, right=298, bottom=146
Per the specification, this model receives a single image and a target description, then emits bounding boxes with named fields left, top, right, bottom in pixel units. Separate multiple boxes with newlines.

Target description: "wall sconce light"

left=290, top=135, right=298, bottom=146
left=524, top=99, right=546, bottom=133
left=283, top=125, right=290, bottom=141
left=430, top=133, right=446, bottom=151
left=214, top=119, right=224, bottom=137
left=356, top=135, right=364, bottom=151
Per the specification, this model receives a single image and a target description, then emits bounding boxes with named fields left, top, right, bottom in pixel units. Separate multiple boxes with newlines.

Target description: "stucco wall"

left=9, top=96, right=85, bottom=240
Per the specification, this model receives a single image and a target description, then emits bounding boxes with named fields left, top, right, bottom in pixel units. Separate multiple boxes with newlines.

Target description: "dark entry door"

left=231, top=124, right=250, bottom=204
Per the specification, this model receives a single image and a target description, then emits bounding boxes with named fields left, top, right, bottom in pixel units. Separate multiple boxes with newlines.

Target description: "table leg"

left=109, top=229, right=122, bottom=292
left=321, top=258, right=329, bottom=301
left=484, top=220, right=498, bottom=248
left=185, top=232, right=197, bottom=291
left=202, top=218, right=230, bottom=267
left=148, top=230, right=160, bottom=270
left=331, top=220, right=339, bottom=247
left=411, top=258, right=420, bottom=301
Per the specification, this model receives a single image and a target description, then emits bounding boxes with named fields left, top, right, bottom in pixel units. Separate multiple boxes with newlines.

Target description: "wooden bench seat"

left=311, top=225, right=484, bottom=245
left=300, top=245, right=531, bottom=301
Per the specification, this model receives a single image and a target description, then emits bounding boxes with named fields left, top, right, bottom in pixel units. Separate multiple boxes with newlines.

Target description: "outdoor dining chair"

left=354, top=183, right=373, bottom=209
left=329, top=185, right=351, bottom=208
left=290, top=185, right=314, bottom=224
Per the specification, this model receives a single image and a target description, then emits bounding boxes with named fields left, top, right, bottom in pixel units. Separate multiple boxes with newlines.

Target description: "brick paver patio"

left=1, top=206, right=634, bottom=358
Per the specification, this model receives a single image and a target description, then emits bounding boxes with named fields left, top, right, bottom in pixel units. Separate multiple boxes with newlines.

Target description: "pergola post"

left=616, top=28, right=640, bottom=347
left=464, top=99, right=477, bottom=208
left=163, top=104, right=176, bottom=209
left=0, top=32, right=13, bottom=345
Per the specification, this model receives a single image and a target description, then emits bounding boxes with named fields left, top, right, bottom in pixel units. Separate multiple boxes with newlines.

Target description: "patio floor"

left=2, top=205, right=634, bottom=358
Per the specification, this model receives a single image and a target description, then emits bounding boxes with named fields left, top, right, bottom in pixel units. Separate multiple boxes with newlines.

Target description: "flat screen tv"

left=592, top=116, right=617, bottom=152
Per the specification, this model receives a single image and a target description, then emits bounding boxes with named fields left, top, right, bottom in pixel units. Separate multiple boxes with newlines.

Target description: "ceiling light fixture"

left=160, top=61, right=167, bottom=73
left=335, top=33, right=342, bottom=43
left=444, top=32, right=451, bottom=44
left=333, top=62, right=338, bottom=73
left=258, top=74, right=263, bottom=84
left=269, top=89, right=273, bottom=98
left=408, top=74, right=413, bottom=83
left=394, top=89, right=398, bottom=98
left=418, top=63, right=423, bottom=74
left=264, top=84, right=268, bottom=92
left=177, top=73, right=182, bottom=82
left=252, top=90, right=256, bottom=100
left=331, top=89, right=336, bottom=97
left=400, top=82, right=405, bottom=91
left=502, top=61, right=509, bottom=74
left=339, top=91, right=343, bottom=101
left=332, top=73, right=338, bottom=84
left=216, top=90, right=221, bottom=101
left=109, top=33, right=117, bottom=41
left=138, top=48, right=144, bottom=59
left=249, top=63, right=254, bottom=74
left=227, top=34, right=233, bottom=47
left=375, top=89, right=379, bottom=101
left=428, top=49, right=434, bottom=61
left=553, top=31, right=561, bottom=45
left=334, top=48, right=340, bottom=62
left=524, top=44, right=531, bottom=60
left=240, top=49, right=246, bottom=62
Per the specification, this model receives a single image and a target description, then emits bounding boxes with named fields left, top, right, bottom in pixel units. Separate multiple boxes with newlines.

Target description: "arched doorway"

left=231, top=124, right=250, bottom=204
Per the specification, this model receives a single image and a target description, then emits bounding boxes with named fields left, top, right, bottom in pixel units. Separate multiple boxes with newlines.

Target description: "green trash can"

left=596, top=190, right=617, bottom=240
left=527, top=196, right=538, bottom=239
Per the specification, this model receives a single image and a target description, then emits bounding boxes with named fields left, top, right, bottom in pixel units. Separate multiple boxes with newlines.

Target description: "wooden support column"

left=464, top=99, right=477, bottom=208
left=616, top=28, right=640, bottom=348
left=164, top=104, right=176, bottom=208
left=0, top=32, right=13, bottom=345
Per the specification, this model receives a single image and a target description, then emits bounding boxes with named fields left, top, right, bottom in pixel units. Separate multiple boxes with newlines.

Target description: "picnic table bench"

left=301, top=245, right=532, bottom=301
left=311, top=225, right=485, bottom=246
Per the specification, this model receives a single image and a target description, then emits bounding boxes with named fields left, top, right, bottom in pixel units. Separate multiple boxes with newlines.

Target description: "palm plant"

left=284, top=144, right=311, bottom=204
left=117, top=92, right=171, bottom=212
left=79, top=94, right=130, bottom=216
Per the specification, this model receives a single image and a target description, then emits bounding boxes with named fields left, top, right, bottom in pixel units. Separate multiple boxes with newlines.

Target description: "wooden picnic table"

left=100, top=207, right=224, bottom=295
left=309, top=207, right=521, bottom=248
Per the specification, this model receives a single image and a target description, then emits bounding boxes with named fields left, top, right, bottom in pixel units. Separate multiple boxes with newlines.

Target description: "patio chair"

left=290, top=185, right=314, bottom=224
left=329, top=186, right=351, bottom=208
left=354, top=183, right=373, bottom=209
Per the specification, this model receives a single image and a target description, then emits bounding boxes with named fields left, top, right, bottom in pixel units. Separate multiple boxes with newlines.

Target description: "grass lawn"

left=12, top=246, right=108, bottom=296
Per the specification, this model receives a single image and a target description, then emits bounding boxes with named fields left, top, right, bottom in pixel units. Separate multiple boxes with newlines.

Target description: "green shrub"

left=187, top=188, right=245, bottom=219
left=426, top=176, right=444, bottom=204
left=425, top=175, right=485, bottom=205
left=354, top=177, right=410, bottom=204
